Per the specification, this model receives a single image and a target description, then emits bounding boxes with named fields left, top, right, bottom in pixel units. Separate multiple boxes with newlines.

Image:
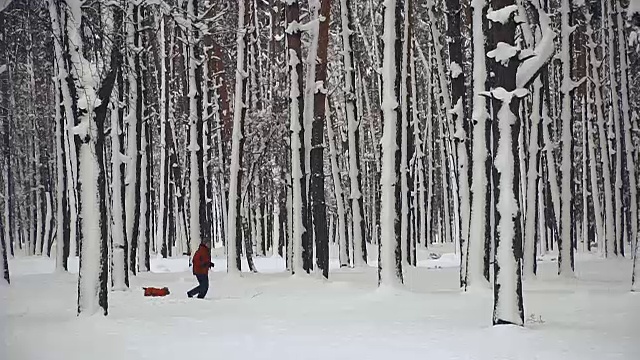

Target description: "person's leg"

left=196, top=275, right=209, bottom=299
left=187, top=275, right=201, bottom=297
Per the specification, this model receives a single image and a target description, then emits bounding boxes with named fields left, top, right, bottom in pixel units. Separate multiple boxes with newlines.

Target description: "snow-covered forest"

left=1, top=0, right=639, bottom=358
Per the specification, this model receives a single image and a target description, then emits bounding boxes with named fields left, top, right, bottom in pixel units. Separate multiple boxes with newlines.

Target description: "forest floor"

left=2, top=244, right=639, bottom=360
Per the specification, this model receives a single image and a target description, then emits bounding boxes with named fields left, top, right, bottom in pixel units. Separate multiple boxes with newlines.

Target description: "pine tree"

left=487, top=0, right=525, bottom=326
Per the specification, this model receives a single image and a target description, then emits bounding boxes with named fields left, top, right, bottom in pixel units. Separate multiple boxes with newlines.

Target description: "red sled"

left=143, top=287, right=170, bottom=297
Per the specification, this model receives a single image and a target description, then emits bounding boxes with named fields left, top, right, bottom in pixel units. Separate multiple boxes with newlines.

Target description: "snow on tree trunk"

left=416, top=43, right=433, bottom=250
left=427, top=0, right=455, bottom=251
left=43, top=191, right=52, bottom=257
left=633, top=233, right=639, bottom=291
left=301, top=0, right=322, bottom=273
left=359, top=65, right=381, bottom=247
left=617, top=1, right=637, bottom=257
left=286, top=0, right=307, bottom=275
left=125, top=2, right=142, bottom=274
left=584, top=8, right=606, bottom=256
left=409, top=39, right=419, bottom=264
left=519, top=0, right=555, bottom=274
left=139, top=118, right=149, bottom=272
left=399, top=0, right=410, bottom=270
left=34, top=129, right=42, bottom=256
left=399, top=0, right=418, bottom=268
left=487, top=1, right=525, bottom=326
left=48, top=0, right=74, bottom=270
left=309, top=0, right=331, bottom=278
left=524, top=78, right=542, bottom=279
left=227, top=0, right=250, bottom=274
left=67, top=118, right=78, bottom=258
left=446, top=0, right=470, bottom=287
left=378, top=0, right=404, bottom=288
left=341, top=0, right=366, bottom=267
left=158, top=15, right=170, bottom=258
left=541, top=100, right=561, bottom=249
left=327, top=100, right=349, bottom=267
left=111, top=79, right=128, bottom=289
left=255, top=177, right=265, bottom=256
left=558, top=0, right=575, bottom=276
left=216, top=113, right=228, bottom=249
left=415, top=75, right=427, bottom=252
left=64, top=0, right=115, bottom=316
left=112, top=3, right=128, bottom=284
left=187, top=0, right=204, bottom=257
left=590, top=25, right=615, bottom=257
left=0, top=132, right=7, bottom=280
left=54, top=82, right=70, bottom=271
left=607, top=0, right=622, bottom=256
left=0, top=209, right=7, bottom=284
left=212, top=38, right=228, bottom=251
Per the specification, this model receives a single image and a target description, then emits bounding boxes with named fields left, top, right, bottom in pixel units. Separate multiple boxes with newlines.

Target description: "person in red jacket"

left=187, top=243, right=215, bottom=298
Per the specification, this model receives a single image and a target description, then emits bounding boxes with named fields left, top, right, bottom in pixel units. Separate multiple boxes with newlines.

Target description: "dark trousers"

left=187, top=274, right=209, bottom=299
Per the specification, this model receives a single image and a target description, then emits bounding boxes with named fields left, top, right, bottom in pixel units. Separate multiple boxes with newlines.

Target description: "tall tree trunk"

left=607, top=0, right=622, bottom=256
left=48, top=0, right=71, bottom=271
left=227, top=0, right=250, bottom=274
left=524, top=76, right=542, bottom=279
left=587, top=1, right=614, bottom=256
left=617, top=0, right=637, bottom=257
left=158, top=15, right=170, bottom=258
left=138, top=9, right=151, bottom=271
left=584, top=6, right=605, bottom=256
left=378, top=0, right=404, bottom=287
left=400, top=0, right=414, bottom=269
left=109, top=2, right=127, bottom=288
left=558, top=0, right=576, bottom=276
left=125, top=2, right=142, bottom=275
left=309, top=0, right=331, bottom=278
left=0, top=10, right=9, bottom=279
left=446, top=0, right=470, bottom=287
left=0, top=204, right=7, bottom=284
left=187, top=0, right=207, bottom=258
left=111, top=68, right=128, bottom=288
left=340, top=0, right=366, bottom=267
left=63, top=0, right=118, bottom=316
left=327, top=102, right=349, bottom=267
left=487, top=0, right=525, bottom=326
left=286, top=0, right=308, bottom=275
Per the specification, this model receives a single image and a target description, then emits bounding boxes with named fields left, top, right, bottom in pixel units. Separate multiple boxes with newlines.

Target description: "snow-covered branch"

left=516, top=2, right=556, bottom=87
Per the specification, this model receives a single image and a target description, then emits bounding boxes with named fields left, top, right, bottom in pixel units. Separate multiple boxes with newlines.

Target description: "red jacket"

left=192, top=244, right=212, bottom=275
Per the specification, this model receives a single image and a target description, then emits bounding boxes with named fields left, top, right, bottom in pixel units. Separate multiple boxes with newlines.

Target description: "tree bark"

left=487, top=0, right=525, bottom=326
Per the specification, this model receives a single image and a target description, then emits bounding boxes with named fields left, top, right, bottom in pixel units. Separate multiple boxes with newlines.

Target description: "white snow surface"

left=2, top=247, right=639, bottom=360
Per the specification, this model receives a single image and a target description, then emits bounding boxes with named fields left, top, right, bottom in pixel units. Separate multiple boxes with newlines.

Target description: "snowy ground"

left=2, top=245, right=639, bottom=360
